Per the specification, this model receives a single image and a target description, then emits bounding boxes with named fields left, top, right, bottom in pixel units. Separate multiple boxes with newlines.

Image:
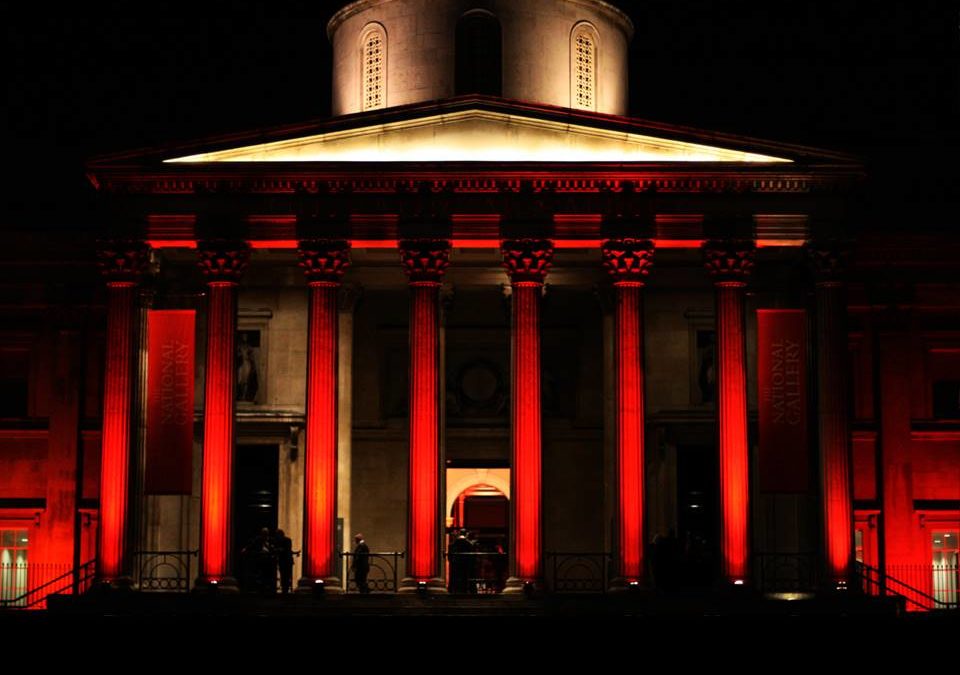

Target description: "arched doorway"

left=446, top=477, right=509, bottom=594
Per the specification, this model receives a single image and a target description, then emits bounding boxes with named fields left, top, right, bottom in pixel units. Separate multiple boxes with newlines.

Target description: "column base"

left=296, top=576, right=344, bottom=595
left=398, top=577, right=447, bottom=594
left=89, top=576, right=136, bottom=595
left=608, top=576, right=650, bottom=593
left=502, top=577, right=540, bottom=595
left=192, top=576, right=240, bottom=593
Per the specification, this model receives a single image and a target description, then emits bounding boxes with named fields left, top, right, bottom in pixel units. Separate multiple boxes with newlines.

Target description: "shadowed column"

left=197, top=241, right=249, bottom=587
left=602, top=238, right=655, bottom=586
left=96, top=241, right=149, bottom=583
left=808, top=242, right=853, bottom=587
left=502, top=238, right=553, bottom=590
left=704, top=240, right=755, bottom=584
left=297, top=240, right=351, bottom=591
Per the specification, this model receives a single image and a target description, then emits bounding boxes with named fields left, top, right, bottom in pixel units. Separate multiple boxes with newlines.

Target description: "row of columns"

left=95, top=236, right=852, bottom=590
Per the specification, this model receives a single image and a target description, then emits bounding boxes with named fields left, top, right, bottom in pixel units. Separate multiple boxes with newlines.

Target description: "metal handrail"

left=855, top=561, right=956, bottom=612
left=545, top=551, right=611, bottom=593
left=0, top=559, right=96, bottom=609
left=340, top=551, right=405, bottom=593
left=133, top=549, right=198, bottom=593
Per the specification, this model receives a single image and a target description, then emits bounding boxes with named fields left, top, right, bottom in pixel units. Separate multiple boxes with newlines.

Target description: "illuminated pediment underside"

left=165, top=109, right=791, bottom=164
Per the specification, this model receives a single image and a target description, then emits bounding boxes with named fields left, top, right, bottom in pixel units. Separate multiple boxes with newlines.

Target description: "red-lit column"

left=704, top=240, right=755, bottom=584
left=197, top=242, right=249, bottom=587
left=96, top=242, right=150, bottom=583
left=399, top=239, right=450, bottom=591
left=297, top=240, right=350, bottom=591
left=502, top=239, right=553, bottom=589
left=808, top=243, right=853, bottom=587
left=602, top=239, right=655, bottom=586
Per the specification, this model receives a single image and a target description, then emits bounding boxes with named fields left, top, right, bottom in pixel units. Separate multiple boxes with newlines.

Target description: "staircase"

left=0, top=560, right=96, bottom=610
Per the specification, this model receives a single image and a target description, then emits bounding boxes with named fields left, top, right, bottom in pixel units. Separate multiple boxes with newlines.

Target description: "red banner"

left=146, top=310, right=195, bottom=494
left=757, top=310, right=809, bottom=492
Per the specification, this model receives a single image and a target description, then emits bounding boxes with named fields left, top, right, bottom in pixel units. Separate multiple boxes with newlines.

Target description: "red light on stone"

left=602, top=238, right=655, bottom=584
left=197, top=244, right=248, bottom=583
left=503, top=239, right=553, bottom=582
left=401, top=240, right=449, bottom=582
left=98, top=282, right=137, bottom=580
left=299, top=241, right=350, bottom=582
left=303, top=283, right=339, bottom=579
left=200, top=282, right=237, bottom=580
left=705, top=240, right=755, bottom=584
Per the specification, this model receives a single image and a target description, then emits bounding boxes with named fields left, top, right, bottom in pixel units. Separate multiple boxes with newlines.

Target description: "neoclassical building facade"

left=2, top=0, right=957, bottom=607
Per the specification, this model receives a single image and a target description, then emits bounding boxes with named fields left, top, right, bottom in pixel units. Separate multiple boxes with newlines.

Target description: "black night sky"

left=5, top=1, right=960, bottom=230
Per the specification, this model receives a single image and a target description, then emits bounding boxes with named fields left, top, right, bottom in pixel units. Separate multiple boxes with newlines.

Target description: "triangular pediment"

left=165, top=108, right=791, bottom=164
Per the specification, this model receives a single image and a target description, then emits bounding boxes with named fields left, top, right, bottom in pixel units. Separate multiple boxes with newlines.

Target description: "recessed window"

left=933, top=381, right=960, bottom=419
left=571, top=24, right=598, bottom=111
left=455, top=12, right=502, bottom=97
left=361, top=24, right=386, bottom=111
left=0, top=378, right=27, bottom=418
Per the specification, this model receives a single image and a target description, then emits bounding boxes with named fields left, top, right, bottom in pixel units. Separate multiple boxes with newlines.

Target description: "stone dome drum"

left=327, top=0, right=634, bottom=116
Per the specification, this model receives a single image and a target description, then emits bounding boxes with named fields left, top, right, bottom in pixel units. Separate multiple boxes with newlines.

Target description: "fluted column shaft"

left=502, top=239, right=553, bottom=585
left=198, top=243, right=249, bottom=583
left=299, top=241, right=350, bottom=584
left=96, top=243, right=149, bottom=582
left=704, top=241, right=755, bottom=583
left=400, top=240, right=449, bottom=584
left=602, top=239, right=654, bottom=584
left=809, top=245, right=853, bottom=585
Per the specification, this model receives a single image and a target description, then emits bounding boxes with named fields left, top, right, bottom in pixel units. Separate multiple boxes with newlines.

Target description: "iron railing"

left=754, top=552, right=820, bottom=593
left=445, top=551, right=508, bottom=594
left=0, top=560, right=96, bottom=610
left=544, top=552, right=611, bottom=593
left=856, top=561, right=958, bottom=612
left=341, top=551, right=404, bottom=593
left=133, top=550, right=198, bottom=592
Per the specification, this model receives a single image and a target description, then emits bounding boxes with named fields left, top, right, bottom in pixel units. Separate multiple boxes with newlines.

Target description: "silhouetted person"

left=449, top=529, right=474, bottom=593
left=241, top=527, right=275, bottom=593
left=653, top=529, right=681, bottom=591
left=352, top=533, right=370, bottom=593
left=274, top=529, right=294, bottom=594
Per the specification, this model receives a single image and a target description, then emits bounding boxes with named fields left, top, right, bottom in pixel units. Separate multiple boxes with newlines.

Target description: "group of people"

left=240, top=527, right=296, bottom=594
left=448, top=530, right=506, bottom=594
left=651, top=529, right=712, bottom=591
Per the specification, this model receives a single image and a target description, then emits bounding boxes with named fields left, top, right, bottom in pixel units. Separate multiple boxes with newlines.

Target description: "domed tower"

left=327, top=0, right=634, bottom=116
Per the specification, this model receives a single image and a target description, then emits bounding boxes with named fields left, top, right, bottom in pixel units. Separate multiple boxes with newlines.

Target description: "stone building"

left=1, top=0, right=957, bottom=607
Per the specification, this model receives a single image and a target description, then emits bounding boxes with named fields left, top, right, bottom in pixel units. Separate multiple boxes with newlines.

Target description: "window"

left=932, top=381, right=960, bottom=419
left=0, top=529, right=28, bottom=605
left=455, top=11, right=502, bottom=96
left=361, top=24, right=386, bottom=111
left=932, top=530, right=959, bottom=608
left=571, top=24, right=598, bottom=111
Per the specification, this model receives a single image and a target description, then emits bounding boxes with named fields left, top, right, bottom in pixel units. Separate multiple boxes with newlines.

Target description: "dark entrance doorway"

left=234, top=444, right=279, bottom=590
left=675, top=443, right=718, bottom=588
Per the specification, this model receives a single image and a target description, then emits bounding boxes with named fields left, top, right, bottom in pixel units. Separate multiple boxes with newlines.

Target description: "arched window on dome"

left=361, top=23, right=386, bottom=111
left=455, top=11, right=502, bottom=97
left=571, top=23, right=598, bottom=111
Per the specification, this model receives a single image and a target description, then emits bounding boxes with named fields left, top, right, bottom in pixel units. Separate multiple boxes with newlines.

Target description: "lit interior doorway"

left=445, top=468, right=509, bottom=594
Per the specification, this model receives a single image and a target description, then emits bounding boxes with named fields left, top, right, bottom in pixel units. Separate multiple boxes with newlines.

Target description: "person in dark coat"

left=352, top=533, right=370, bottom=593
left=274, top=529, right=294, bottom=594
left=449, top=529, right=474, bottom=594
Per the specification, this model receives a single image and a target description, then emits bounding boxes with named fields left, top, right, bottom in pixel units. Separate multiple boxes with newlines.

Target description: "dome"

left=327, top=0, right=634, bottom=116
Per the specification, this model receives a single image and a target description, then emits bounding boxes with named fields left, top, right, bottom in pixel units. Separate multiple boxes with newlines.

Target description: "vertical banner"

left=146, top=310, right=195, bottom=494
left=758, top=309, right=809, bottom=492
